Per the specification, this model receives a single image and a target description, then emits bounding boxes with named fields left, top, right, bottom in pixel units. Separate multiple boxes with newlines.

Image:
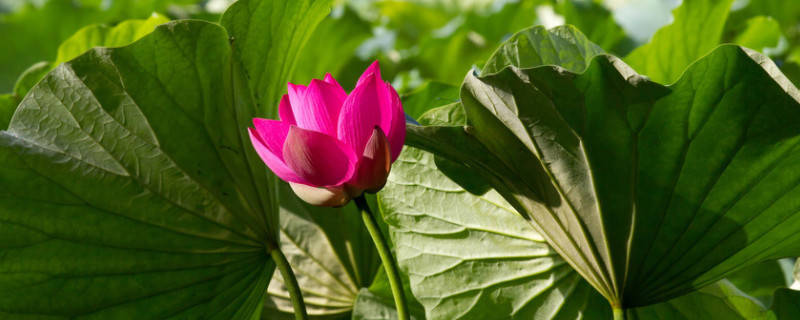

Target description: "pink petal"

left=324, top=73, right=348, bottom=97
left=351, top=126, right=391, bottom=192
left=283, top=125, right=358, bottom=187
left=253, top=118, right=290, bottom=157
left=337, top=73, right=392, bottom=157
left=294, top=79, right=346, bottom=136
left=287, top=83, right=307, bottom=115
left=278, top=95, right=297, bottom=125
left=356, top=61, right=382, bottom=87
left=248, top=127, right=305, bottom=184
left=385, top=84, right=406, bottom=162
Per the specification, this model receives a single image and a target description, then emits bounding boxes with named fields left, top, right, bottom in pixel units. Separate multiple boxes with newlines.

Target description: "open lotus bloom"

left=248, top=62, right=406, bottom=207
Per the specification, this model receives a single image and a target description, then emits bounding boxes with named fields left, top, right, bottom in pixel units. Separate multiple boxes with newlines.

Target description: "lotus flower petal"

left=278, top=95, right=296, bottom=125
left=337, top=73, right=393, bottom=157
left=351, top=126, right=391, bottom=192
left=283, top=125, right=358, bottom=187
left=289, top=182, right=351, bottom=207
left=253, top=118, right=290, bottom=156
left=293, top=79, right=346, bottom=136
left=249, top=61, right=405, bottom=206
left=286, top=83, right=307, bottom=115
left=385, top=83, right=406, bottom=162
left=324, top=73, right=347, bottom=97
left=248, top=123, right=305, bottom=184
left=356, top=60, right=382, bottom=87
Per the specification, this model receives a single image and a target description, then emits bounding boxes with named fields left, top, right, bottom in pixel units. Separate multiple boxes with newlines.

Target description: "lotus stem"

left=613, top=306, right=627, bottom=320
left=355, top=195, right=410, bottom=320
left=270, top=243, right=308, bottom=320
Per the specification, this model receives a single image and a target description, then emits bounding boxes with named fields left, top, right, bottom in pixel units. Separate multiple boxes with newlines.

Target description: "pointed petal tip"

left=278, top=95, right=296, bottom=125
left=357, top=61, right=383, bottom=86
left=351, top=126, right=391, bottom=192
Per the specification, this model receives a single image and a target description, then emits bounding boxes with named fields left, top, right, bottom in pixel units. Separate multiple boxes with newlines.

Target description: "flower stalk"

left=613, top=306, right=627, bottom=320
left=355, top=195, right=410, bottom=320
left=269, top=242, right=308, bottom=320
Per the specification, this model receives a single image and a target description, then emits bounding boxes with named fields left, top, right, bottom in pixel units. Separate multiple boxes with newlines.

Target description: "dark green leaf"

left=0, top=20, right=275, bottom=318
left=221, top=0, right=333, bottom=119
left=727, top=259, right=794, bottom=307
left=767, top=288, right=800, bottom=320
left=630, top=281, right=766, bottom=319
left=458, top=44, right=800, bottom=307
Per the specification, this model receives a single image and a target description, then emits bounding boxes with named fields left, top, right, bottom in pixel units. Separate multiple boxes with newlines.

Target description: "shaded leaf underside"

left=0, top=20, right=275, bottom=319
left=460, top=45, right=800, bottom=306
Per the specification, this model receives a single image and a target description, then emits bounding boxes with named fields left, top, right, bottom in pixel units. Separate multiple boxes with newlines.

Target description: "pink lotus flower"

left=248, top=62, right=405, bottom=207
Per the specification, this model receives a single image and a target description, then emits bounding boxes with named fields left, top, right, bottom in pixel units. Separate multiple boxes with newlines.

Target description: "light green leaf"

left=456, top=43, right=800, bottom=307
left=377, top=146, right=613, bottom=319
left=353, top=288, right=412, bottom=320
left=0, top=20, right=275, bottom=318
left=732, top=16, right=782, bottom=54
left=393, top=139, right=778, bottom=319
left=55, top=13, right=170, bottom=65
left=482, top=25, right=606, bottom=75
left=351, top=268, right=426, bottom=320
left=623, top=0, right=734, bottom=84
left=415, top=102, right=466, bottom=126
left=221, top=0, right=333, bottom=119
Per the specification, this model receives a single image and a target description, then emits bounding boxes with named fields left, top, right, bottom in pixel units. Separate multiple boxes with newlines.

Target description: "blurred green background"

left=2, top=0, right=799, bottom=97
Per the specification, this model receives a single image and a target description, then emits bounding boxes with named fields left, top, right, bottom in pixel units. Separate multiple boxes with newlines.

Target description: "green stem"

left=355, top=195, right=410, bottom=320
left=270, top=244, right=308, bottom=320
left=613, top=306, right=627, bottom=320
